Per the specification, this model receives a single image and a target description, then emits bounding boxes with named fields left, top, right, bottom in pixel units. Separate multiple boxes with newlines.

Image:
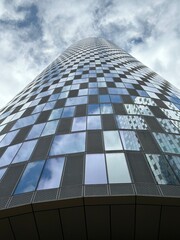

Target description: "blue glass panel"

left=62, top=106, right=75, bottom=118
left=49, top=108, right=63, bottom=120
left=12, top=113, right=40, bottom=130
left=0, top=130, right=19, bottom=147
left=87, top=116, right=101, bottom=130
left=37, top=157, right=65, bottom=190
left=110, top=95, right=122, bottom=103
left=50, top=132, right=86, bottom=155
left=26, top=123, right=45, bottom=140
left=72, top=117, right=86, bottom=131
left=12, top=140, right=38, bottom=163
left=41, top=120, right=59, bottom=136
left=15, top=160, right=45, bottom=194
left=0, top=143, right=22, bottom=167
left=85, top=154, right=107, bottom=184
left=88, top=104, right=100, bottom=115
left=99, top=95, right=110, bottom=103
left=100, top=104, right=113, bottom=114
left=106, top=153, right=131, bottom=183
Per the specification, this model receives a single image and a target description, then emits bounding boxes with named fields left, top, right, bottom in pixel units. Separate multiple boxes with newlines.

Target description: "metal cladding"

left=0, top=38, right=180, bottom=239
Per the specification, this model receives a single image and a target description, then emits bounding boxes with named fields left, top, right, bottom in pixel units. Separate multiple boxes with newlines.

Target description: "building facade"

left=0, top=38, right=180, bottom=239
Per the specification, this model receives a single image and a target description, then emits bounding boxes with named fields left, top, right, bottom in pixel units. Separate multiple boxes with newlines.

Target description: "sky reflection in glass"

left=38, top=157, right=65, bottom=190
left=85, top=154, right=107, bottom=184
left=87, top=116, right=101, bottom=129
left=0, top=143, right=22, bottom=167
left=50, top=132, right=86, bottom=155
left=106, top=153, right=131, bottom=183
left=103, top=131, right=123, bottom=151
left=72, top=117, right=86, bottom=131
left=12, top=139, right=38, bottom=163
left=15, top=160, right=44, bottom=194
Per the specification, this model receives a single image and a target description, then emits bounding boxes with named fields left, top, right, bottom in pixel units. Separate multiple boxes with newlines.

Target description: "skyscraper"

left=0, top=37, right=180, bottom=239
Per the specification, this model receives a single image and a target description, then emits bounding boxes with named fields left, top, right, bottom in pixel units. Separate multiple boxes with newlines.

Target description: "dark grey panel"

left=60, top=185, right=83, bottom=199
left=160, top=185, right=180, bottom=197
left=60, top=206, right=87, bottom=239
left=126, top=152, right=155, bottom=183
left=10, top=213, right=39, bottom=240
left=111, top=204, right=135, bottom=240
left=31, top=135, right=53, bottom=160
left=85, top=184, right=108, bottom=196
left=85, top=205, right=110, bottom=240
left=0, top=218, right=14, bottom=240
left=34, top=189, right=58, bottom=203
left=110, top=183, right=134, bottom=195
left=102, top=115, right=116, bottom=130
left=57, top=118, right=72, bottom=133
left=159, top=206, right=180, bottom=240
left=62, top=154, right=84, bottom=186
left=9, top=192, right=33, bottom=208
left=136, top=131, right=160, bottom=153
left=75, top=104, right=86, bottom=116
left=35, top=210, right=63, bottom=240
left=135, top=205, right=161, bottom=240
left=89, top=95, right=98, bottom=103
left=0, top=164, right=25, bottom=197
left=149, top=106, right=167, bottom=118
left=36, top=110, right=51, bottom=123
left=113, top=104, right=126, bottom=114
left=144, top=116, right=164, bottom=132
left=87, top=130, right=103, bottom=153
left=135, top=183, right=160, bottom=196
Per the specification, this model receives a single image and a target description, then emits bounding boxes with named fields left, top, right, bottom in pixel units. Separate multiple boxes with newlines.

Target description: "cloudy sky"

left=0, top=0, right=180, bottom=108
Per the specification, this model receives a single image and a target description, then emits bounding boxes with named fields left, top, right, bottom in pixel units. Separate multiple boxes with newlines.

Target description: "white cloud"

left=0, top=0, right=180, bottom=108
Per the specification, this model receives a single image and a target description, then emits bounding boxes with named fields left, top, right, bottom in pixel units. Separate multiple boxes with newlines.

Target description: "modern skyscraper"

left=0, top=37, right=180, bottom=239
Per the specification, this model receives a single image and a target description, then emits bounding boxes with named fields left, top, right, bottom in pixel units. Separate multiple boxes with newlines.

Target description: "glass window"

left=100, top=104, right=113, bottom=114
left=110, top=95, right=122, bottom=103
left=99, top=95, right=110, bottom=103
left=65, top=96, right=88, bottom=106
left=85, top=154, right=107, bottom=184
left=37, top=157, right=65, bottom=190
left=87, top=116, right=101, bottom=130
left=120, top=131, right=141, bottom=151
left=49, top=108, right=63, bottom=120
left=146, top=154, right=179, bottom=184
left=166, top=155, right=180, bottom=181
left=0, top=130, right=19, bottom=147
left=89, top=88, right=98, bottom=95
left=12, top=113, right=40, bottom=130
left=72, top=117, right=86, bottom=131
left=157, top=118, right=179, bottom=133
left=12, top=140, right=38, bottom=163
left=0, top=143, right=22, bottom=167
left=116, top=115, right=147, bottom=130
left=106, top=153, right=131, bottom=183
left=43, top=101, right=56, bottom=111
left=88, top=104, right=100, bottom=115
left=103, top=131, right=123, bottom=151
left=153, top=132, right=180, bottom=154
left=50, top=132, right=86, bottom=155
left=62, top=106, right=75, bottom=118
left=41, top=120, right=59, bottom=136
left=26, top=123, right=45, bottom=140
left=14, top=160, right=45, bottom=194
left=0, top=167, right=7, bottom=180
left=79, top=89, right=88, bottom=96
left=32, top=103, right=46, bottom=114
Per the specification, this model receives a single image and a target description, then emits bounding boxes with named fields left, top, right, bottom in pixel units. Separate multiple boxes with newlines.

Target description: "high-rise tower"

left=0, top=38, right=180, bottom=239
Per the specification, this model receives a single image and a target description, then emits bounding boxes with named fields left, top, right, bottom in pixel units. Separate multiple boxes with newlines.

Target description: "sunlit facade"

left=0, top=38, right=180, bottom=239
